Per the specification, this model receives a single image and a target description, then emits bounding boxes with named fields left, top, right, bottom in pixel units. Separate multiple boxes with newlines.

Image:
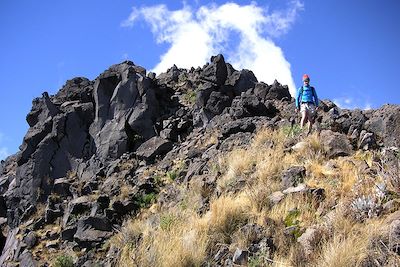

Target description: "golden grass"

left=117, top=209, right=208, bottom=267
left=207, top=194, right=252, bottom=244
left=245, top=182, right=279, bottom=213
left=268, top=194, right=320, bottom=229
left=149, top=221, right=208, bottom=267
left=116, top=182, right=132, bottom=201
left=218, top=128, right=297, bottom=192
left=292, top=133, right=325, bottom=162
left=316, top=233, right=370, bottom=267
left=314, top=215, right=391, bottom=267
left=217, top=148, right=255, bottom=190
left=114, top=127, right=398, bottom=267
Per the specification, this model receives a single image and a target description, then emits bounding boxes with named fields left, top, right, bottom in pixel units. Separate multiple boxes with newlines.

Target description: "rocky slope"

left=0, top=54, right=399, bottom=266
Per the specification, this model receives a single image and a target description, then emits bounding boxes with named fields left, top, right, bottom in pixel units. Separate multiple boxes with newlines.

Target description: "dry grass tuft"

left=117, top=209, right=208, bottom=267
left=207, top=194, right=252, bottom=244
left=269, top=194, right=320, bottom=230
left=316, top=233, right=370, bottom=267
left=217, top=148, right=255, bottom=191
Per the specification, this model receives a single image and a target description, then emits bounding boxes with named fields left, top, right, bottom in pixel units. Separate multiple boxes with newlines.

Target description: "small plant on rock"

left=53, top=254, right=74, bottom=267
left=160, top=214, right=176, bottom=231
left=166, top=159, right=187, bottom=182
left=350, top=195, right=380, bottom=222
left=183, top=90, right=196, bottom=105
left=282, top=124, right=302, bottom=137
left=166, top=170, right=178, bottom=181
left=284, top=208, right=303, bottom=239
left=135, top=193, right=157, bottom=208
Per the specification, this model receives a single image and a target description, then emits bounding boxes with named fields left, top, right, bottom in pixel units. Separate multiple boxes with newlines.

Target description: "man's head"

left=303, top=74, right=310, bottom=85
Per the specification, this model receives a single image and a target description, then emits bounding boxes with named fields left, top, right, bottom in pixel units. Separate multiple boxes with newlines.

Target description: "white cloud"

left=122, top=1, right=304, bottom=96
left=333, top=96, right=372, bottom=110
left=0, top=132, right=10, bottom=160
left=0, top=147, right=9, bottom=161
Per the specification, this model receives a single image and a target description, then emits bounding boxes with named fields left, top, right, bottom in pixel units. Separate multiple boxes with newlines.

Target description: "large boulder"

left=228, top=95, right=277, bottom=119
left=195, top=82, right=217, bottom=108
left=264, top=80, right=291, bottom=100
left=226, top=69, right=258, bottom=96
left=364, top=104, right=400, bottom=147
left=90, top=61, right=160, bottom=161
left=156, top=64, right=181, bottom=85
left=200, top=54, right=228, bottom=86
left=54, top=77, right=94, bottom=104
left=135, top=136, right=173, bottom=162
left=6, top=98, right=95, bottom=227
left=74, top=216, right=113, bottom=248
left=281, top=166, right=306, bottom=189
left=205, top=91, right=232, bottom=116
left=320, top=130, right=353, bottom=158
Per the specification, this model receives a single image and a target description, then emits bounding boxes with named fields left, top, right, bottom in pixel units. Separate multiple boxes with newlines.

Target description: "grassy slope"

left=112, top=127, right=400, bottom=267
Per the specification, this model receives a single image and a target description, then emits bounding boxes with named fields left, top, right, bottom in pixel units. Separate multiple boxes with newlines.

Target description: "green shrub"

left=135, top=193, right=157, bottom=208
left=284, top=208, right=303, bottom=239
left=160, top=214, right=176, bottom=231
left=284, top=209, right=300, bottom=227
left=166, top=170, right=178, bottom=181
left=53, top=255, right=74, bottom=267
left=166, top=160, right=187, bottom=181
left=183, top=90, right=196, bottom=105
left=282, top=124, right=302, bottom=137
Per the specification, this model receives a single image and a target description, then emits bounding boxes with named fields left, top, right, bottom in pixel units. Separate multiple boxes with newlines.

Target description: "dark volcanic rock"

left=364, top=104, right=400, bottom=147
left=265, top=80, right=291, bottom=100
left=7, top=95, right=95, bottom=227
left=0, top=228, right=20, bottom=266
left=61, top=226, right=77, bottom=241
left=135, top=136, right=173, bottom=162
left=54, top=77, right=93, bottom=104
left=281, top=166, right=306, bottom=189
left=226, top=69, right=258, bottom=96
left=320, top=130, right=353, bottom=158
left=23, top=232, right=38, bottom=249
left=19, top=251, right=38, bottom=267
left=90, top=61, right=159, bottom=161
left=195, top=82, right=217, bottom=108
left=2, top=54, right=400, bottom=266
left=232, top=248, right=249, bottom=265
left=254, top=82, right=270, bottom=99
left=229, top=95, right=277, bottom=119
left=205, top=91, right=232, bottom=115
left=201, top=54, right=228, bottom=86
left=52, top=178, right=72, bottom=197
left=74, top=216, right=112, bottom=248
left=221, top=119, right=256, bottom=138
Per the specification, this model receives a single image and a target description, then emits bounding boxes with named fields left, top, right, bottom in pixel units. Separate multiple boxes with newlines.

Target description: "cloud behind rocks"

left=0, top=132, right=10, bottom=160
left=333, top=96, right=372, bottom=110
left=122, top=1, right=304, bottom=96
left=0, top=148, right=9, bottom=160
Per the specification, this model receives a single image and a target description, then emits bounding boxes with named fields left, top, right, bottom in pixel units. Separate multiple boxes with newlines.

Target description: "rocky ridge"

left=0, top=54, right=399, bottom=266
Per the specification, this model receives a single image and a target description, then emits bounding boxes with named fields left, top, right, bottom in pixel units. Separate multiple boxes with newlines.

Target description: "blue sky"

left=1, top=0, right=400, bottom=159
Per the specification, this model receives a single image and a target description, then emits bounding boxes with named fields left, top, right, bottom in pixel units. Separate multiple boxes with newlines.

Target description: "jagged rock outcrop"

left=0, top=54, right=398, bottom=266
left=364, top=104, right=400, bottom=147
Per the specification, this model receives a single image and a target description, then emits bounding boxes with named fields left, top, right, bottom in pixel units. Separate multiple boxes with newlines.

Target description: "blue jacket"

left=296, top=85, right=319, bottom=108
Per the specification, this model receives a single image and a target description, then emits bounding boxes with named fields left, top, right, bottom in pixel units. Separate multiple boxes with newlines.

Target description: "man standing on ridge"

left=295, top=74, right=319, bottom=135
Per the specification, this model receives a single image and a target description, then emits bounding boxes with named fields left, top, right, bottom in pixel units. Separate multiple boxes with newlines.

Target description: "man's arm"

left=295, top=87, right=302, bottom=109
left=312, top=87, right=319, bottom=107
